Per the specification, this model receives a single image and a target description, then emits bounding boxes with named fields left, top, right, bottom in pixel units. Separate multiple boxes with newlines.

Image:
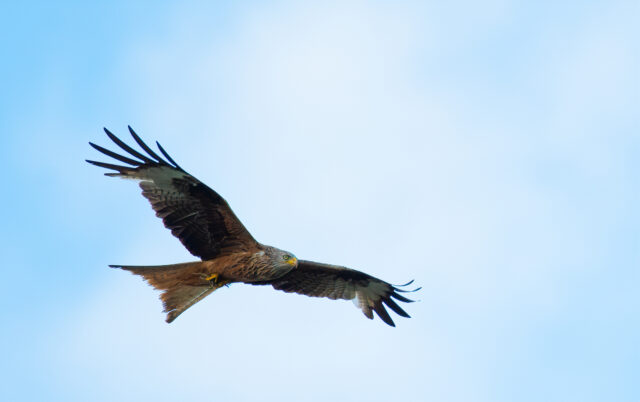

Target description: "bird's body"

left=112, top=247, right=296, bottom=322
left=88, top=127, right=418, bottom=326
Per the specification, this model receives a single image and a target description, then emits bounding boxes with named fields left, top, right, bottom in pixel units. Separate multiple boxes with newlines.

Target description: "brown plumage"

left=87, top=127, right=419, bottom=326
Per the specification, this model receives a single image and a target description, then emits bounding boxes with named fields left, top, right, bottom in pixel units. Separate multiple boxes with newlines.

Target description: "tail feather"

left=110, top=261, right=227, bottom=323
left=163, top=286, right=217, bottom=323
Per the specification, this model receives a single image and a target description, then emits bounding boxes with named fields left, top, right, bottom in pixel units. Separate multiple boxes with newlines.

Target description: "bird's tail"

left=110, top=261, right=229, bottom=323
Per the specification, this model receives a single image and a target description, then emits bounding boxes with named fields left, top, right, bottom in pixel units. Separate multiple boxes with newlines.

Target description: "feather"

left=156, top=140, right=184, bottom=171
left=128, top=125, right=168, bottom=165
left=89, top=142, right=143, bottom=166
left=85, top=159, right=130, bottom=173
left=373, top=300, right=395, bottom=327
left=103, top=127, right=155, bottom=164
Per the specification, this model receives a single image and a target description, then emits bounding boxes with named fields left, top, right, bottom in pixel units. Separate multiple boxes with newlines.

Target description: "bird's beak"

left=287, top=257, right=298, bottom=266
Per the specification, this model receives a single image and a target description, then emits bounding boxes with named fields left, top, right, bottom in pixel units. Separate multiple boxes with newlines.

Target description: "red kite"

left=87, top=127, right=418, bottom=326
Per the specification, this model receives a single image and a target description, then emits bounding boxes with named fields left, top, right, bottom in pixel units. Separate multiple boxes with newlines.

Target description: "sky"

left=1, top=1, right=638, bottom=401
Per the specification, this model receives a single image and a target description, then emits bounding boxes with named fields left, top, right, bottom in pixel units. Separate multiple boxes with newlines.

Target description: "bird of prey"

left=87, top=127, right=418, bottom=326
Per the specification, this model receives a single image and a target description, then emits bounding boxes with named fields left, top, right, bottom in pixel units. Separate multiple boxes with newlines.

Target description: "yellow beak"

left=287, top=257, right=298, bottom=266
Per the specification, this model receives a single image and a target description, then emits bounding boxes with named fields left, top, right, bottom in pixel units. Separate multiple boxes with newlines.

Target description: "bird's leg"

left=206, top=273, right=219, bottom=288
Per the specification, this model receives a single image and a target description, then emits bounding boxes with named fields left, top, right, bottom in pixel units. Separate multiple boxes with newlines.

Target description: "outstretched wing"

left=267, top=260, right=418, bottom=326
left=87, top=126, right=258, bottom=260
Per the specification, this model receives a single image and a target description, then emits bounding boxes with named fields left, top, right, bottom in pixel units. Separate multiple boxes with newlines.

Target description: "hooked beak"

left=287, top=257, right=298, bottom=266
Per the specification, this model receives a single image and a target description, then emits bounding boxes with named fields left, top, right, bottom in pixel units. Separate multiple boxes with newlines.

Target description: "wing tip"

left=369, top=280, right=420, bottom=326
left=383, top=296, right=412, bottom=318
left=373, top=301, right=396, bottom=327
left=393, top=279, right=421, bottom=292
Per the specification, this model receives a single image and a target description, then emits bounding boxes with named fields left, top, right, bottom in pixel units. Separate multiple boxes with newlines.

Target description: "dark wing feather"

left=87, top=127, right=258, bottom=260
left=267, top=260, right=417, bottom=326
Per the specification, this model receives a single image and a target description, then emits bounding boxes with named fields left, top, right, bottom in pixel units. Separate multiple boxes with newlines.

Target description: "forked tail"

left=110, top=261, right=228, bottom=323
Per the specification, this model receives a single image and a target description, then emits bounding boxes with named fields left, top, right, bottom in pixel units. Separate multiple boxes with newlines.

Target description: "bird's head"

left=267, top=247, right=298, bottom=270
left=281, top=251, right=298, bottom=268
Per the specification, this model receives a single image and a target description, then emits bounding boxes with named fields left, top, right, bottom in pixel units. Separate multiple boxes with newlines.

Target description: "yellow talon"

left=206, top=273, right=219, bottom=287
left=206, top=274, right=219, bottom=282
left=204, top=273, right=230, bottom=289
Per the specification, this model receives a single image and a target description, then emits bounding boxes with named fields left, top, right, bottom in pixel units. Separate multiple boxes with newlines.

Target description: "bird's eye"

left=283, top=255, right=290, bottom=261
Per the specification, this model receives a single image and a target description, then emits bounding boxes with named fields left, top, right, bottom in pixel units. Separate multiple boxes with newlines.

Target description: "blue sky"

left=1, top=1, right=638, bottom=401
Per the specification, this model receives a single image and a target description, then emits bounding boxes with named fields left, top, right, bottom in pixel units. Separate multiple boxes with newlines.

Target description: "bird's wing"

left=87, top=127, right=258, bottom=260
left=266, top=259, right=419, bottom=326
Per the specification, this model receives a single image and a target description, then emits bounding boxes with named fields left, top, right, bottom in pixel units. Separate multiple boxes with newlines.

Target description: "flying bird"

left=87, top=127, right=418, bottom=326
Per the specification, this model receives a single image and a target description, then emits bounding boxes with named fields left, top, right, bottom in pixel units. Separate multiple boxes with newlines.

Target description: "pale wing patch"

left=353, top=281, right=389, bottom=319
left=110, top=164, right=192, bottom=185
